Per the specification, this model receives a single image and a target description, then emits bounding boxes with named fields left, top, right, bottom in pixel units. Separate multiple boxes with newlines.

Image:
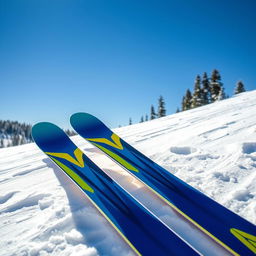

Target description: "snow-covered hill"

left=0, top=91, right=255, bottom=256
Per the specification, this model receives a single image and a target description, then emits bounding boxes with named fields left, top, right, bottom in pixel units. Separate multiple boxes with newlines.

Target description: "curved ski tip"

left=70, top=113, right=110, bottom=137
left=70, top=112, right=95, bottom=122
left=70, top=112, right=102, bottom=128
left=32, top=122, right=59, bottom=139
left=32, top=122, right=69, bottom=151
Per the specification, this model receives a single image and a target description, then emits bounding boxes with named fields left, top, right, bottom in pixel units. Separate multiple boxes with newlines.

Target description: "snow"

left=0, top=91, right=256, bottom=256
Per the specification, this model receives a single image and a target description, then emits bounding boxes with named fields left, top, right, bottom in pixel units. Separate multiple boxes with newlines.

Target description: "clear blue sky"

left=1, top=0, right=255, bottom=129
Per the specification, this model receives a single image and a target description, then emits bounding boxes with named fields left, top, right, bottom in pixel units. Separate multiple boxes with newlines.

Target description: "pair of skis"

left=32, top=113, right=256, bottom=256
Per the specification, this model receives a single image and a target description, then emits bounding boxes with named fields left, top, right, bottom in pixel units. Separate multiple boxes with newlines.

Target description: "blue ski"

left=32, top=122, right=200, bottom=256
left=70, top=112, right=256, bottom=256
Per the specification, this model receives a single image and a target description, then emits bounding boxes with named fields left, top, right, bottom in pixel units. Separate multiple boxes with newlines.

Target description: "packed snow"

left=0, top=91, right=256, bottom=256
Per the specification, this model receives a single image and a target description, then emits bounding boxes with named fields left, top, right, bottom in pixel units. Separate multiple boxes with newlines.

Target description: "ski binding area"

left=0, top=91, right=256, bottom=255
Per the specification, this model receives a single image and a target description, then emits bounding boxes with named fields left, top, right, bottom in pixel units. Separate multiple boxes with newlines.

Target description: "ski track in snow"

left=0, top=91, right=256, bottom=255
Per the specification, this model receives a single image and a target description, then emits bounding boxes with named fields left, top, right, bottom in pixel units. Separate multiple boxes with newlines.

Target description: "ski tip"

left=32, top=122, right=72, bottom=152
left=70, top=113, right=108, bottom=137
left=32, top=122, right=58, bottom=140
left=70, top=112, right=96, bottom=124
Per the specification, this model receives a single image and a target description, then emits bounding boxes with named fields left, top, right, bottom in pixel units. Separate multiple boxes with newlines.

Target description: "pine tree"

left=158, top=96, right=166, bottom=118
left=202, top=72, right=211, bottom=104
left=217, top=86, right=226, bottom=101
left=150, top=105, right=157, bottom=120
left=183, top=89, right=192, bottom=110
left=145, top=114, right=148, bottom=121
left=140, top=116, right=144, bottom=123
left=7, top=140, right=12, bottom=147
left=176, top=108, right=180, bottom=113
left=129, top=118, right=132, bottom=125
left=210, top=69, right=224, bottom=102
left=181, top=96, right=186, bottom=111
left=234, top=81, right=246, bottom=94
left=0, top=139, right=4, bottom=148
left=191, top=75, right=203, bottom=108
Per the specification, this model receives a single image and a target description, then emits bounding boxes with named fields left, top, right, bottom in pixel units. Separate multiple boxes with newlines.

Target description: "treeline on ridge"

left=129, top=69, right=246, bottom=125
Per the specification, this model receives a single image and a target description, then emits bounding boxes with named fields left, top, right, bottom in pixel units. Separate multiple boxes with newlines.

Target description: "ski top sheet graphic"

left=70, top=113, right=256, bottom=256
left=32, top=122, right=200, bottom=256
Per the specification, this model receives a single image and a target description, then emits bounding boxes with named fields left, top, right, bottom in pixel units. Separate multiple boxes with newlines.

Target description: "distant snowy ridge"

left=0, top=91, right=255, bottom=256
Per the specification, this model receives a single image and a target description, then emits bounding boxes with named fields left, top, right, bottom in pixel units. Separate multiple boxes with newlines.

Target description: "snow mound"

left=242, top=142, right=256, bottom=154
left=170, top=146, right=196, bottom=155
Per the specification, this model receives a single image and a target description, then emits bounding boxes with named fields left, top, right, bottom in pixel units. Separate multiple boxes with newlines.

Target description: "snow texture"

left=0, top=91, right=256, bottom=255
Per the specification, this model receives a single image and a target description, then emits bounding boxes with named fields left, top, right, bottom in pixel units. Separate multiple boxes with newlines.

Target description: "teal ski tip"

left=32, top=122, right=72, bottom=152
left=70, top=112, right=108, bottom=138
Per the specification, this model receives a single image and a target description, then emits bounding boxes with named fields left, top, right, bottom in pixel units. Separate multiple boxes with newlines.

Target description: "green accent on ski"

left=50, top=157, right=94, bottom=193
left=230, top=228, right=256, bottom=254
left=91, top=142, right=139, bottom=173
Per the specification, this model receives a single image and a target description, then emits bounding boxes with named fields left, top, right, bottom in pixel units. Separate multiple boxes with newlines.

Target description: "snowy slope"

left=0, top=91, right=256, bottom=256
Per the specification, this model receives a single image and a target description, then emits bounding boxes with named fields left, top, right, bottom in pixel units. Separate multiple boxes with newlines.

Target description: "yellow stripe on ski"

left=87, top=133, right=123, bottom=150
left=46, top=148, right=85, bottom=167
left=230, top=228, right=256, bottom=254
